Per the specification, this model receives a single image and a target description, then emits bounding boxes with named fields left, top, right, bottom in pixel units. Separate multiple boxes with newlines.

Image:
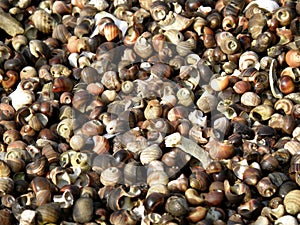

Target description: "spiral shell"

left=30, top=10, right=58, bottom=34
left=158, top=11, right=194, bottom=31
left=100, top=167, right=122, bottom=186
left=140, top=144, right=163, bottom=165
left=52, top=24, right=72, bottom=44
left=249, top=105, right=274, bottom=121
left=133, top=33, right=153, bottom=58
left=36, top=203, right=61, bottom=224
left=150, top=1, right=169, bottom=21
left=284, top=190, right=300, bottom=215
left=239, top=51, right=260, bottom=71
left=241, top=92, right=261, bottom=106
left=144, top=99, right=162, bottom=120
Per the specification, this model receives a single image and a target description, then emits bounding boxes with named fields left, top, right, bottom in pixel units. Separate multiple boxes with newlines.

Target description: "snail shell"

left=274, top=215, right=298, bottom=225
left=0, top=177, right=14, bottom=197
left=158, top=11, right=194, bottom=31
left=150, top=1, right=169, bottom=21
left=30, top=10, right=58, bottom=34
left=165, top=194, right=189, bottom=217
left=144, top=192, right=165, bottom=213
left=176, top=88, right=194, bottom=107
left=147, top=170, right=169, bottom=187
left=102, top=22, right=121, bottom=42
left=56, top=118, right=73, bottom=140
left=26, top=155, right=49, bottom=177
left=36, top=203, right=61, bottom=224
left=275, top=7, right=295, bottom=27
left=0, top=103, right=15, bottom=121
left=101, top=71, right=121, bottom=91
left=196, top=91, right=218, bottom=114
left=256, top=177, right=277, bottom=198
left=248, top=13, right=267, bottom=39
left=92, top=135, right=110, bottom=155
left=285, top=50, right=300, bottom=68
left=123, top=161, right=146, bottom=185
left=5, top=157, right=25, bottom=173
left=140, top=144, right=163, bottom=165
left=284, top=140, right=300, bottom=155
left=210, top=76, right=229, bottom=92
left=163, top=29, right=184, bottom=45
left=12, top=35, right=28, bottom=52
left=9, top=84, right=35, bottom=111
left=52, top=24, right=72, bottom=44
left=206, top=140, right=234, bottom=160
left=72, top=197, right=94, bottom=223
left=241, top=92, right=261, bottom=106
left=109, top=209, right=137, bottom=225
left=239, top=51, right=260, bottom=71
left=19, top=210, right=36, bottom=225
left=52, top=1, right=72, bottom=14
left=28, top=113, right=48, bottom=132
left=133, top=33, right=153, bottom=58
left=284, top=189, right=300, bottom=215
left=249, top=104, right=274, bottom=121
left=176, top=40, right=194, bottom=56
left=100, top=167, right=122, bottom=186
left=144, top=99, right=162, bottom=120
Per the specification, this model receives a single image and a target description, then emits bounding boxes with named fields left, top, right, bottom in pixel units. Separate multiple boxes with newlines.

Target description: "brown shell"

left=30, top=10, right=58, bottom=34
left=52, top=24, right=72, bottom=44
left=92, top=135, right=110, bottom=154
left=248, top=13, right=267, bottom=39
left=285, top=50, right=300, bottom=68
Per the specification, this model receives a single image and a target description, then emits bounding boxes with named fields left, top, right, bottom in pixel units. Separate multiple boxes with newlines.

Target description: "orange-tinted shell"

left=67, top=36, right=79, bottom=53
left=286, top=50, right=300, bottom=68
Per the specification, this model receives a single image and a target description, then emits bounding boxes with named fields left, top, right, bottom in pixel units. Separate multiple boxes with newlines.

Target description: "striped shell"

left=30, top=10, right=58, bottom=34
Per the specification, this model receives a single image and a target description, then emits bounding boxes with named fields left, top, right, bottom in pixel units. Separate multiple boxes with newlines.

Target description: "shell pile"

left=0, top=0, right=300, bottom=224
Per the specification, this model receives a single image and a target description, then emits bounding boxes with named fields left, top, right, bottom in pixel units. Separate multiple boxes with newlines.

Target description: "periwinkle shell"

left=165, top=194, right=189, bottom=217
left=283, top=189, right=300, bottom=215
left=72, top=197, right=94, bottom=223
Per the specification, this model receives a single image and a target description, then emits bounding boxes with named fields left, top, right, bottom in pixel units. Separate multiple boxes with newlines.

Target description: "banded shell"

left=100, top=167, right=122, bottom=186
left=241, top=92, right=261, bottom=106
left=140, top=144, right=163, bottom=165
left=0, top=177, right=14, bottom=197
left=284, top=190, right=300, bottom=215
left=30, top=10, right=58, bottom=34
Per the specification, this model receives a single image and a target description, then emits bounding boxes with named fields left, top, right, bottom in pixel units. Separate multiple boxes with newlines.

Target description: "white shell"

left=274, top=215, right=298, bottom=225
left=20, top=209, right=36, bottom=225
left=88, top=0, right=109, bottom=11
left=188, top=110, right=207, bottom=127
left=158, top=11, right=194, bottom=31
left=68, top=52, right=80, bottom=68
left=164, top=132, right=212, bottom=169
left=53, top=190, right=74, bottom=208
left=244, top=0, right=279, bottom=13
left=9, top=84, right=35, bottom=111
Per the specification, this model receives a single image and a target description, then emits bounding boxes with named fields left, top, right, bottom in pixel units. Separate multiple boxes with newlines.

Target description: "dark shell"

left=165, top=194, right=189, bottom=217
